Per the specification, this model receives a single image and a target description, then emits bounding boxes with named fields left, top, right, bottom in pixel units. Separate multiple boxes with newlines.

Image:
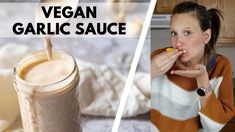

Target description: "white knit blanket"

left=0, top=44, right=150, bottom=131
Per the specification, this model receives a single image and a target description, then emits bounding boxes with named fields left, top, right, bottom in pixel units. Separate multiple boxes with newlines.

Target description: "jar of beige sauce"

left=13, top=50, right=81, bottom=132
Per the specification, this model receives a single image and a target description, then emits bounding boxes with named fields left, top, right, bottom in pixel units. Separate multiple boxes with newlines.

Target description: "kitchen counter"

left=81, top=113, right=150, bottom=132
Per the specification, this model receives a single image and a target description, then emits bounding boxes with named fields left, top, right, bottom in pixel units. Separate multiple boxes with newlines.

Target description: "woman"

left=151, top=1, right=235, bottom=132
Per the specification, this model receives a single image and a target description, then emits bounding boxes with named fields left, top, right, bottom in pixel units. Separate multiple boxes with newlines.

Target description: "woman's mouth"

left=178, top=49, right=187, bottom=54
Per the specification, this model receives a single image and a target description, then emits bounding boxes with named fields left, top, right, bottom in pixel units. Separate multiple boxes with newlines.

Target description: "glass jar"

left=13, top=50, right=81, bottom=132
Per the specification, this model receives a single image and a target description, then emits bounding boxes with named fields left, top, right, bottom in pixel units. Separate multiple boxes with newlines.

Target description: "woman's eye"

left=184, top=31, right=191, bottom=36
left=170, top=31, right=177, bottom=36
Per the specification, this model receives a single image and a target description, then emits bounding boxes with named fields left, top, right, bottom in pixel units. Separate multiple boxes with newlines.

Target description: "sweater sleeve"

left=198, top=57, right=235, bottom=131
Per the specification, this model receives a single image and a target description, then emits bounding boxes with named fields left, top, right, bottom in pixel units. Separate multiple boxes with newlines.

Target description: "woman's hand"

left=171, top=64, right=210, bottom=88
left=151, top=49, right=183, bottom=78
left=171, top=63, right=212, bottom=107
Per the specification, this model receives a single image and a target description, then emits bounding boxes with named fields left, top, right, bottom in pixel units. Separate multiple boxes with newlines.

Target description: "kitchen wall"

left=150, top=28, right=235, bottom=79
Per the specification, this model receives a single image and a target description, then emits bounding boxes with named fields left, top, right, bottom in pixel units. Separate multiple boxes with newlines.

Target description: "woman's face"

left=170, top=13, right=210, bottom=64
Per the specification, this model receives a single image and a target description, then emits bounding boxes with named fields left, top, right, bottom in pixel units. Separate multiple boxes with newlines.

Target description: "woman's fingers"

left=171, top=69, right=201, bottom=78
left=171, top=69, right=199, bottom=75
left=151, top=49, right=183, bottom=76
left=158, top=49, right=178, bottom=60
left=157, top=50, right=183, bottom=66
left=171, top=64, right=207, bottom=78
left=169, top=50, right=183, bottom=61
left=158, top=59, right=176, bottom=73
